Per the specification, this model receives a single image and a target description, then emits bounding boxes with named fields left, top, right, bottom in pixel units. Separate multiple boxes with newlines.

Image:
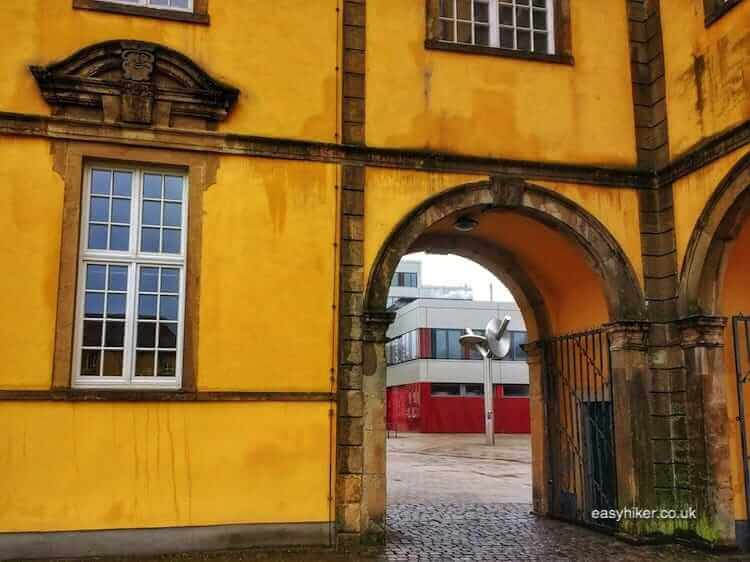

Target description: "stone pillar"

left=525, top=340, right=550, bottom=515
left=678, top=315, right=735, bottom=545
left=607, top=321, right=656, bottom=535
left=359, top=311, right=394, bottom=545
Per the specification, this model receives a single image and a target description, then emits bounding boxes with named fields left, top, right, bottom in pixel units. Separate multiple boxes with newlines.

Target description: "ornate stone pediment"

left=31, top=40, right=239, bottom=129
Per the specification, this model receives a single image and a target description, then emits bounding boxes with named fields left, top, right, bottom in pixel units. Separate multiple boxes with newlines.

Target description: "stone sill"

left=424, top=39, right=574, bottom=65
left=73, top=0, right=210, bottom=24
left=704, top=0, right=744, bottom=27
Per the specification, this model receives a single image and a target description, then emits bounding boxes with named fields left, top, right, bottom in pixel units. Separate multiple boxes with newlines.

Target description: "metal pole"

left=479, top=346, right=494, bottom=446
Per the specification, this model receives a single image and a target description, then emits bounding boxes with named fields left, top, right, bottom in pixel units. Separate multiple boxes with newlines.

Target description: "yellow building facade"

left=0, top=0, right=748, bottom=557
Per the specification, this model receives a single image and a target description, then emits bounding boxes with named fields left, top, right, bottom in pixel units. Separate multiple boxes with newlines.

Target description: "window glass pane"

left=160, top=295, right=179, bottom=321
left=532, top=0, right=546, bottom=7
left=164, top=176, right=183, bottom=201
left=90, top=197, right=109, bottom=222
left=139, top=294, right=158, bottom=319
left=91, top=169, right=111, bottom=195
left=513, top=331, right=528, bottom=360
left=516, top=6, right=530, bottom=27
left=88, top=224, right=108, bottom=250
left=80, top=349, right=101, bottom=376
left=500, top=27, right=514, bottom=48
left=137, top=322, right=156, bottom=348
left=85, top=292, right=105, bottom=318
left=113, top=171, right=132, bottom=197
left=164, top=202, right=182, bottom=227
left=432, top=383, right=461, bottom=396
left=503, top=383, right=529, bottom=397
left=157, top=351, right=177, bottom=376
left=86, top=264, right=107, bottom=290
left=105, top=321, right=125, bottom=347
left=143, top=174, right=162, bottom=198
left=109, top=225, right=130, bottom=251
left=533, top=32, right=548, bottom=53
left=456, top=0, right=471, bottom=19
left=532, top=8, right=547, bottom=30
left=108, top=266, right=128, bottom=291
left=517, top=29, right=531, bottom=50
left=160, top=269, right=180, bottom=293
left=141, top=227, right=160, bottom=252
left=163, top=229, right=181, bottom=254
left=457, top=21, right=472, bottom=43
left=434, top=330, right=448, bottom=359
left=135, top=350, right=155, bottom=377
left=448, top=330, right=462, bottom=359
left=440, top=19, right=456, bottom=41
left=142, top=201, right=162, bottom=226
left=150, top=0, right=169, bottom=6
left=111, top=198, right=131, bottom=223
left=500, top=5, right=513, bottom=25
left=440, top=0, right=455, bottom=17
left=102, top=350, right=124, bottom=377
left=159, top=323, right=178, bottom=349
left=464, top=383, right=484, bottom=396
left=83, top=320, right=103, bottom=347
left=475, top=25, right=490, bottom=45
left=140, top=267, right=159, bottom=292
left=107, top=293, right=127, bottom=318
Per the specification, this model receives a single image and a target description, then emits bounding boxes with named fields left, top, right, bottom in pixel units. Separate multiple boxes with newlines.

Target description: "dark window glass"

left=463, top=383, right=484, bottom=396
left=432, top=383, right=461, bottom=396
left=512, top=331, right=528, bottom=360
left=503, top=384, right=529, bottom=397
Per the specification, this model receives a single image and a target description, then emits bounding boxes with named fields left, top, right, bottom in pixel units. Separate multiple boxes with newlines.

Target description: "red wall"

left=386, top=383, right=530, bottom=434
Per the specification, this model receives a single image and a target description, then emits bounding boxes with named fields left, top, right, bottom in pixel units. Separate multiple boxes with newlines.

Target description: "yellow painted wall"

left=0, top=0, right=339, bottom=142
left=0, top=137, right=62, bottom=390
left=661, top=0, right=750, bottom=157
left=199, top=157, right=338, bottom=392
left=367, top=0, right=637, bottom=166
left=673, top=145, right=750, bottom=272
left=719, top=217, right=750, bottom=519
left=534, top=181, right=644, bottom=288
left=0, top=401, right=332, bottom=532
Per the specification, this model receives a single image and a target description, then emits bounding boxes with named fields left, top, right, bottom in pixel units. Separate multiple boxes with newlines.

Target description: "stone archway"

left=677, top=153, right=750, bottom=545
left=336, top=174, right=650, bottom=546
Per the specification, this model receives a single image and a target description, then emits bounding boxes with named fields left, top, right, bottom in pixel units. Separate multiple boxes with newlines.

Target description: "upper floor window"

left=391, top=272, right=419, bottom=288
left=73, top=165, right=188, bottom=389
left=102, top=0, right=193, bottom=11
left=438, top=0, right=555, bottom=55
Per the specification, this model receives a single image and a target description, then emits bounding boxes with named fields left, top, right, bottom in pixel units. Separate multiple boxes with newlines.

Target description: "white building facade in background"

left=386, top=260, right=530, bottom=434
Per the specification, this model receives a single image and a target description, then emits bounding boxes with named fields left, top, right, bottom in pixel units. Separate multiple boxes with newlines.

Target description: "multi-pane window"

left=101, top=0, right=193, bottom=12
left=391, top=272, right=418, bottom=288
left=503, top=383, right=530, bottom=397
left=432, top=383, right=485, bottom=397
left=74, top=165, right=187, bottom=388
left=439, top=0, right=555, bottom=55
left=386, top=330, right=420, bottom=365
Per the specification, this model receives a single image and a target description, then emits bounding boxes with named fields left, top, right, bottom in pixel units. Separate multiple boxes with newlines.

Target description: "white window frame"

left=439, top=0, right=556, bottom=55
left=72, top=164, right=189, bottom=389
left=99, top=0, right=194, bottom=13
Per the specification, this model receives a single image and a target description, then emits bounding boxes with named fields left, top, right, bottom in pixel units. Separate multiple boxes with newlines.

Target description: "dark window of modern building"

left=432, top=329, right=464, bottom=359
left=386, top=330, right=420, bottom=365
left=432, top=383, right=461, bottom=396
left=391, top=271, right=418, bottom=288
left=511, top=331, right=528, bottom=361
left=503, top=384, right=530, bottom=397
left=463, top=383, right=484, bottom=396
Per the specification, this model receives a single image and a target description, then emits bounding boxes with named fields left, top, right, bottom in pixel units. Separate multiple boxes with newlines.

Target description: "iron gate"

left=543, top=328, right=617, bottom=529
left=732, top=315, right=750, bottom=522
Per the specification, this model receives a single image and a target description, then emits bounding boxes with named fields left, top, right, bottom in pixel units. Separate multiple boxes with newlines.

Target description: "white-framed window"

left=439, top=0, right=556, bottom=55
left=73, top=165, right=188, bottom=389
left=99, top=0, right=193, bottom=12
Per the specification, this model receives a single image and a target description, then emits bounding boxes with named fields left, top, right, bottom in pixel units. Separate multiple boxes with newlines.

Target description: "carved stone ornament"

left=31, top=40, right=239, bottom=128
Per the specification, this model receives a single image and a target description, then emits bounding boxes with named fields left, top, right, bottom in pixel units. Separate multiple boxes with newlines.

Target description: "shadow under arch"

left=364, top=177, right=646, bottom=328
left=679, top=152, right=750, bottom=316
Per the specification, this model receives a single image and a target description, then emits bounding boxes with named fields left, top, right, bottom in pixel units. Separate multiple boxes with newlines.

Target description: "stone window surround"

left=704, top=0, right=744, bottom=26
left=51, top=142, right=217, bottom=393
left=73, top=0, right=209, bottom=24
left=425, top=0, right=574, bottom=65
